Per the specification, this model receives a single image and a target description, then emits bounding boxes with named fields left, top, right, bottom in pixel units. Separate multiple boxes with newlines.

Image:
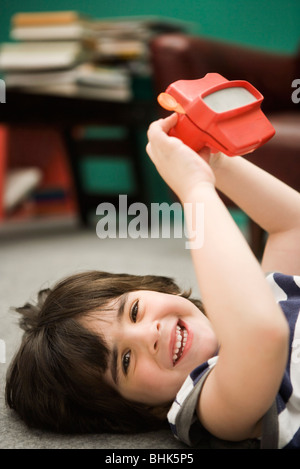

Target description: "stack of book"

left=89, top=16, right=191, bottom=63
left=2, top=125, right=78, bottom=222
left=0, top=12, right=192, bottom=96
left=10, top=10, right=92, bottom=41
left=74, top=16, right=192, bottom=99
left=0, top=11, right=94, bottom=89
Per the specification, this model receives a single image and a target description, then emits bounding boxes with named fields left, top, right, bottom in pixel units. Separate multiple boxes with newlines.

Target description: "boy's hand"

left=146, top=114, right=216, bottom=201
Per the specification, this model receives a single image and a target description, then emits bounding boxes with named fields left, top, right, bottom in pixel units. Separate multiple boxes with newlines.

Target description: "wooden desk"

left=0, top=85, right=156, bottom=225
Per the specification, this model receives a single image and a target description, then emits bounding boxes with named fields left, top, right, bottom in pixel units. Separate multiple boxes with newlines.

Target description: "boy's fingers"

left=159, top=113, right=178, bottom=132
left=147, top=113, right=178, bottom=140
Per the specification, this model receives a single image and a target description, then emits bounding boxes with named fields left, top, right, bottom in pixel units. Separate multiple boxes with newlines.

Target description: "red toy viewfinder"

left=157, top=73, right=275, bottom=156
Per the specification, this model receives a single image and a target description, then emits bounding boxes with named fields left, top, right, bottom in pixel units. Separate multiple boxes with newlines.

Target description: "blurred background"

left=0, top=0, right=299, bottom=449
left=0, top=0, right=299, bottom=232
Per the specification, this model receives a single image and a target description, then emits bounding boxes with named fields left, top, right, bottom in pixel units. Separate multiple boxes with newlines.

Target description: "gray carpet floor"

left=0, top=216, right=201, bottom=449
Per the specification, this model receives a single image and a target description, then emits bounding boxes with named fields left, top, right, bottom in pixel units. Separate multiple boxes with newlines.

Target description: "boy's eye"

left=122, top=351, right=131, bottom=375
left=121, top=299, right=138, bottom=375
left=130, top=300, right=139, bottom=323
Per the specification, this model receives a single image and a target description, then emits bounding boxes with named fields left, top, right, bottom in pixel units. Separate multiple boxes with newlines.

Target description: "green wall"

left=1, top=0, right=299, bottom=52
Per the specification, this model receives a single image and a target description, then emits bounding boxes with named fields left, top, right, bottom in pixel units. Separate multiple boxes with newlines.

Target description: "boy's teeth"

left=173, top=325, right=187, bottom=363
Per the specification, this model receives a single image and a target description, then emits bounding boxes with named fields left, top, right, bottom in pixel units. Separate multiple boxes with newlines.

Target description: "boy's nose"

left=136, top=320, right=161, bottom=354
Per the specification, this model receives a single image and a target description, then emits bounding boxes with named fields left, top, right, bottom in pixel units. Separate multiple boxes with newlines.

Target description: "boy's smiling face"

left=82, top=291, right=218, bottom=406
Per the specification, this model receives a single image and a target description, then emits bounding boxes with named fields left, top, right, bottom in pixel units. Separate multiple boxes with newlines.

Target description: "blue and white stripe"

left=167, top=356, right=218, bottom=442
left=267, top=273, right=300, bottom=448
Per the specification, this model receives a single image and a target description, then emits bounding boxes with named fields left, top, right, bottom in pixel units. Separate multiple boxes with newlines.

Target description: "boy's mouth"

left=172, top=323, right=188, bottom=365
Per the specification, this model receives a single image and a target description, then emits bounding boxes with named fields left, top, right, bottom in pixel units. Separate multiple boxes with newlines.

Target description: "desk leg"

left=127, top=126, right=148, bottom=206
left=62, top=127, right=89, bottom=226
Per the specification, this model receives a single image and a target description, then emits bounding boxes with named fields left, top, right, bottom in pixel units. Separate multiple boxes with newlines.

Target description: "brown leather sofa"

left=150, top=34, right=300, bottom=257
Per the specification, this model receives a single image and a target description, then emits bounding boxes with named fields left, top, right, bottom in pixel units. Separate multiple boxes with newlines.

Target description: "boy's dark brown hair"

left=5, top=270, right=203, bottom=434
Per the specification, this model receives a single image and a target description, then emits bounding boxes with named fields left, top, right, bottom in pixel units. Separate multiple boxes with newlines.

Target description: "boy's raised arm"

left=147, top=116, right=289, bottom=442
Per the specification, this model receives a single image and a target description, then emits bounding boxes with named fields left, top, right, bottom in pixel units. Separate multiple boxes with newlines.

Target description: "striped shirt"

left=167, top=273, right=300, bottom=449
